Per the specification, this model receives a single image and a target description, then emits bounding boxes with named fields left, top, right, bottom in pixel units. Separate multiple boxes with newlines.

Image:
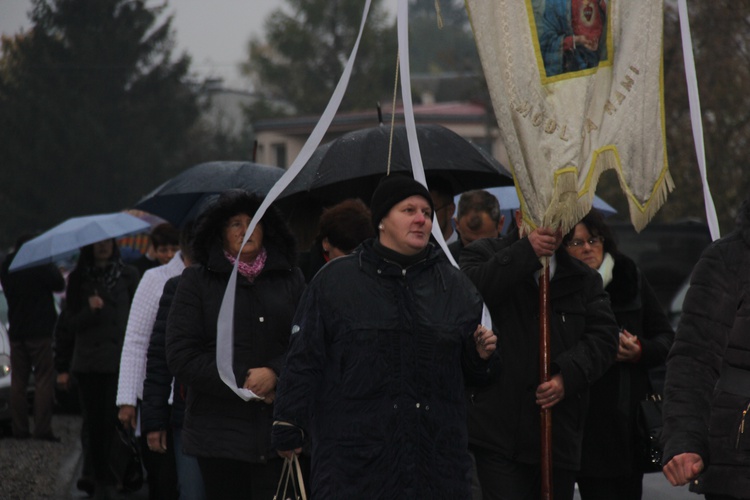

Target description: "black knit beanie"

left=370, top=175, right=434, bottom=229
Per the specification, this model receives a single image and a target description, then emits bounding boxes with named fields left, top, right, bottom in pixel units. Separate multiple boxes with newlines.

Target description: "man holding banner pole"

left=464, top=0, right=671, bottom=495
left=461, top=209, right=618, bottom=500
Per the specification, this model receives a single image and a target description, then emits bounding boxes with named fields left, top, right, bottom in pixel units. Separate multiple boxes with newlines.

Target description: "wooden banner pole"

left=540, top=261, right=553, bottom=500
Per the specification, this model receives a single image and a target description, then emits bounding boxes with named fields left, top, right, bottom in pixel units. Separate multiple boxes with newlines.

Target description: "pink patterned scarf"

left=224, top=247, right=267, bottom=282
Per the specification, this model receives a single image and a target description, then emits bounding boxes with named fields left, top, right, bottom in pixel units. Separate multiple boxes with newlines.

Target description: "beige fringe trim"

left=518, top=147, right=674, bottom=237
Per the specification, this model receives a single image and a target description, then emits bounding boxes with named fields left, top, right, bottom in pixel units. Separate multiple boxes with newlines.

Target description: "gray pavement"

left=0, top=413, right=149, bottom=499
left=574, top=474, right=696, bottom=499
left=62, top=415, right=149, bottom=500
left=1, top=413, right=701, bottom=499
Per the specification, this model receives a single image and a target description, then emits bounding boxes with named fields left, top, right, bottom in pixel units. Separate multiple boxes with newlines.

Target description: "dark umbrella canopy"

left=277, top=124, right=513, bottom=205
left=134, top=161, right=285, bottom=227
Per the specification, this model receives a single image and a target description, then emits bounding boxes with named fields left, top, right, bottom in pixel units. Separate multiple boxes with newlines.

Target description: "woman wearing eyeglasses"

left=564, top=210, right=674, bottom=500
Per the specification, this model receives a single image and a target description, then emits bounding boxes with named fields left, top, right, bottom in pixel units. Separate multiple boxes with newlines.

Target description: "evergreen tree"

left=0, top=0, right=201, bottom=247
left=408, top=0, right=480, bottom=75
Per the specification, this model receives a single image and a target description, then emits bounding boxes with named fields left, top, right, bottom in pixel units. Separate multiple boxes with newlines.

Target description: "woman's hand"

left=536, top=374, right=565, bottom=409
left=617, top=329, right=642, bottom=362
left=118, top=405, right=137, bottom=430
left=88, top=294, right=104, bottom=311
left=147, top=430, right=168, bottom=454
left=263, top=392, right=276, bottom=404
left=56, top=372, right=71, bottom=391
left=277, top=448, right=302, bottom=460
left=473, top=325, right=497, bottom=360
left=243, top=367, right=277, bottom=398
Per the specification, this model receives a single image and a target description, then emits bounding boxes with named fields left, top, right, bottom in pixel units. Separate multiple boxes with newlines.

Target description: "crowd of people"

left=1, top=177, right=747, bottom=500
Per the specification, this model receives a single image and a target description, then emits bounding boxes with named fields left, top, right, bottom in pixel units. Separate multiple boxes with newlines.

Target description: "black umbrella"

left=134, top=161, right=285, bottom=227
left=277, top=124, right=513, bottom=206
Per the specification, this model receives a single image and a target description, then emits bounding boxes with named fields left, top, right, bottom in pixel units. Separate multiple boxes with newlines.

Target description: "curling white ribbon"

left=397, top=0, right=492, bottom=328
left=678, top=0, right=720, bottom=241
left=215, top=0, right=373, bottom=400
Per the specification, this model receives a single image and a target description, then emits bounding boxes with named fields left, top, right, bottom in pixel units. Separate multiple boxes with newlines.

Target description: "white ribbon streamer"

left=678, top=0, right=720, bottom=241
left=216, top=0, right=373, bottom=400
left=397, top=0, right=492, bottom=328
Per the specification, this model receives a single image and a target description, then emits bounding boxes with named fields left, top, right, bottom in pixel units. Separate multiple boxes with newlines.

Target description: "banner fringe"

left=535, top=148, right=674, bottom=237
left=626, top=170, right=674, bottom=233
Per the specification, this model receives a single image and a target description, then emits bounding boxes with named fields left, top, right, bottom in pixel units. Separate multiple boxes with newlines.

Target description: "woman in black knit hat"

left=272, top=174, right=499, bottom=499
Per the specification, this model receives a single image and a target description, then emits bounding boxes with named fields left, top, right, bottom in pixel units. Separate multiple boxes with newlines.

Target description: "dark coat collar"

left=607, top=253, right=640, bottom=304
left=356, top=239, right=445, bottom=277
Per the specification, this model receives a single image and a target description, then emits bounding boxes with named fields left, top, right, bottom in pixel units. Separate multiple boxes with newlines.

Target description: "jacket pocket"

left=733, top=401, right=750, bottom=450
left=552, top=302, right=586, bottom=351
left=708, top=392, right=750, bottom=454
left=468, top=382, right=497, bottom=408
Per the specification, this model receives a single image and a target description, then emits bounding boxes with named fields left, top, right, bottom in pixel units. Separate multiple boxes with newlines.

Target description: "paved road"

left=63, top=420, right=149, bottom=500
left=642, top=473, right=695, bottom=499
left=54, top=413, right=696, bottom=500
left=574, top=473, right=696, bottom=499
left=2, top=412, right=699, bottom=499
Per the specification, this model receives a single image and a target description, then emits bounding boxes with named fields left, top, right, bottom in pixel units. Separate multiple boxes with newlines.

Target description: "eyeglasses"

left=566, top=236, right=604, bottom=248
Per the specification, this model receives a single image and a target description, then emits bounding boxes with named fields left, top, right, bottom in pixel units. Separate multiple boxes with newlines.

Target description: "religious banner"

left=465, top=0, right=672, bottom=233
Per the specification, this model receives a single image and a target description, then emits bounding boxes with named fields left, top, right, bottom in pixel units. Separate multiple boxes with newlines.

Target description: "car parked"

left=0, top=305, right=11, bottom=434
left=0, top=286, right=7, bottom=329
left=667, top=278, right=691, bottom=331
left=609, top=219, right=712, bottom=312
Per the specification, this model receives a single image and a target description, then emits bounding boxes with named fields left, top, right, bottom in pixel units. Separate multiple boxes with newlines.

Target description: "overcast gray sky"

left=0, top=0, right=286, bottom=89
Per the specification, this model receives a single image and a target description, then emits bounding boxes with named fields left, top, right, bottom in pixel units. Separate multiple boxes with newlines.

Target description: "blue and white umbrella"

left=9, top=212, right=150, bottom=272
left=454, top=186, right=617, bottom=234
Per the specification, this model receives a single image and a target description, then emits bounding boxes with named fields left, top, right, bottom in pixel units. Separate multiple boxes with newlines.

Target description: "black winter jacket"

left=0, top=253, right=65, bottom=341
left=662, top=201, right=750, bottom=497
left=578, top=253, right=674, bottom=477
left=141, top=275, right=183, bottom=434
left=461, top=231, right=618, bottom=470
left=55, top=264, right=139, bottom=374
left=273, top=240, right=498, bottom=499
left=166, top=242, right=305, bottom=463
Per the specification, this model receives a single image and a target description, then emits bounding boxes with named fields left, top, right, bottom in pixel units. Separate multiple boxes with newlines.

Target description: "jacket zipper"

left=379, top=256, right=429, bottom=274
left=736, top=402, right=750, bottom=449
